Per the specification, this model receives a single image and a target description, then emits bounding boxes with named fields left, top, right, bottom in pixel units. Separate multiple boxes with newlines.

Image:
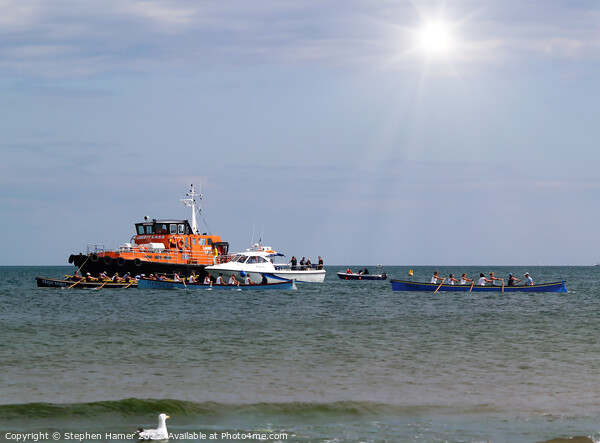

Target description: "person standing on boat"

left=317, top=256, right=324, bottom=270
left=300, top=257, right=306, bottom=270
left=524, top=272, right=533, bottom=286
left=447, top=274, right=459, bottom=285
left=290, top=256, right=298, bottom=270
left=507, top=273, right=521, bottom=286
left=212, top=245, right=219, bottom=264
left=460, top=273, right=473, bottom=285
left=306, top=258, right=312, bottom=269
left=431, top=271, right=444, bottom=284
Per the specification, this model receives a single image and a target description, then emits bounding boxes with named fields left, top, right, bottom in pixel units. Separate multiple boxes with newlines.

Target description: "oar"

left=95, top=281, right=108, bottom=291
left=122, top=280, right=135, bottom=289
left=469, top=281, right=474, bottom=293
left=67, top=279, right=82, bottom=289
left=502, top=279, right=504, bottom=293
left=434, top=278, right=446, bottom=294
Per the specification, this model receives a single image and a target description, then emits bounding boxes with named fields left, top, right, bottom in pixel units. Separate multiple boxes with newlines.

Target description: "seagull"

left=136, top=413, right=170, bottom=440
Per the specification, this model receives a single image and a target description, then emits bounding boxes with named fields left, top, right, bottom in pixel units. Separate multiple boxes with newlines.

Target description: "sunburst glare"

left=418, top=21, right=455, bottom=56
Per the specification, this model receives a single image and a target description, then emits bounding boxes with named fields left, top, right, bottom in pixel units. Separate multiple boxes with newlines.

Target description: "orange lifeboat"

left=68, top=185, right=229, bottom=277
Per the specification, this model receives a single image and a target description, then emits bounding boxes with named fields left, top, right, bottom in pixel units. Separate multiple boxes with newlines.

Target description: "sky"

left=2, top=0, right=600, bottom=266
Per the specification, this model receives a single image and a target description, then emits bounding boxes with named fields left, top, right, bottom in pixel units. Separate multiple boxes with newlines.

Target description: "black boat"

left=36, top=276, right=137, bottom=289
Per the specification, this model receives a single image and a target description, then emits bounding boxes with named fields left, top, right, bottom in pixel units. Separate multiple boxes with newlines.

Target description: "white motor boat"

left=205, top=244, right=326, bottom=283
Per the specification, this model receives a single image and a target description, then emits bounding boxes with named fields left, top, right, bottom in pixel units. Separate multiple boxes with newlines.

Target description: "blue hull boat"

left=138, top=278, right=295, bottom=290
left=390, top=279, right=567, bottom=293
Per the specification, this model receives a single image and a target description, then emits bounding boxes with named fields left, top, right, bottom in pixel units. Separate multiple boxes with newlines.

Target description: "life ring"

left=133, top=258, right=142, bottom=267
left=103, top=256, right=113, bottom=265
left=117, top=257, right=125, bottom=266
left=90, top=254, right=99, bottom=262
left=177, top=239, right=184, bottom=249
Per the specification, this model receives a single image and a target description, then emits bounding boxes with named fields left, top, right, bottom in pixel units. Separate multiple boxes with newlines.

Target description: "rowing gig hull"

left=337, top=272, right=387, bottom=281
left=390, top=279, right=567, bottom=293
left=36, top=276, right=137, bottom=289
left=137, top=278, right=295, bottom=290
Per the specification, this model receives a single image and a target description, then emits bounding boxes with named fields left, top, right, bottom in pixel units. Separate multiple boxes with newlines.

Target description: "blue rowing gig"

left=137, top=278, right=296, bottom=290
left=390, top=279, right=567, bottom=293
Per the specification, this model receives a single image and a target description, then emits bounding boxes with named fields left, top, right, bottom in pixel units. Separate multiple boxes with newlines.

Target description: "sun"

left=416, top=20, right=456, bottom=57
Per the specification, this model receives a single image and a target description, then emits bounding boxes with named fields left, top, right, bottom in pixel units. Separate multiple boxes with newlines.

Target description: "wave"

left=0, top=398, right=496, bottom=420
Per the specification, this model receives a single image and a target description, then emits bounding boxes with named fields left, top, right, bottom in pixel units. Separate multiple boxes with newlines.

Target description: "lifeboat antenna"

left=181, top=184, right=202, bottom=234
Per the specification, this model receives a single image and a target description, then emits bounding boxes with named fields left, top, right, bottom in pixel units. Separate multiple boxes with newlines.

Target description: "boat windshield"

left=246, top=256, right=268, bottom=264
left=230, top=255, right=249, bottom=263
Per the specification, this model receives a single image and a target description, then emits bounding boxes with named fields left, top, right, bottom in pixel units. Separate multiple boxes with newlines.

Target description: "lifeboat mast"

left=180, top=184, right=202, bottom=235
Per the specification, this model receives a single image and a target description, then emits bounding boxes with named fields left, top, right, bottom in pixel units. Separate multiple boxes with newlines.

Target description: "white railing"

left=87, top=244, right=105, bottom=254
left=86, top=243, right=222, bottom=264
left=274, top=263, right=322, bottom=271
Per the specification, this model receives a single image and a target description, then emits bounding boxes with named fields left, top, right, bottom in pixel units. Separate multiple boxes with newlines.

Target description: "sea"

left=1, top=265, right=600, bottom=443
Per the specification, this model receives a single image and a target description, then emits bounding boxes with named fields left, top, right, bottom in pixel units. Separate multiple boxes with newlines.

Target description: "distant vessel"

left=68, top=185, right=229, bottom=277
left=338, top=265, right=387, bottom=281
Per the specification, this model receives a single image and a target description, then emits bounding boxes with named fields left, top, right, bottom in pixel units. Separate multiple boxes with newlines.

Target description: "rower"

left=507, top=273, right=521, bottom=286
left=431, top=271, right=444, bottom=284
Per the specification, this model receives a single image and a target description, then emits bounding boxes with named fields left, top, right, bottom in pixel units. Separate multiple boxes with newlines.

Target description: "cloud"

left=126, top=1, right=199, bottom=32
left=1, top=0, right=599, bottom=79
